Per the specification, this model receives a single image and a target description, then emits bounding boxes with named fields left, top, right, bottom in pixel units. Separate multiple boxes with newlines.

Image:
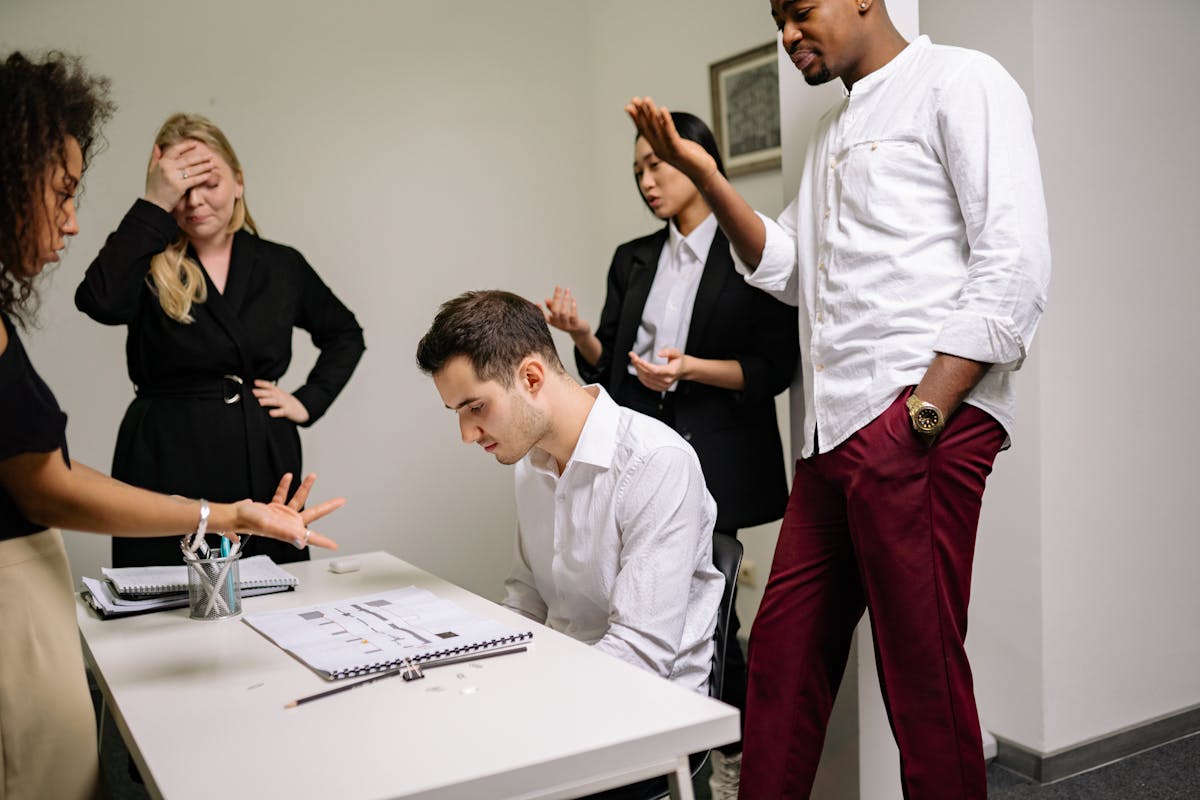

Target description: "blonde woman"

left=76, top=113, right=365, bottom=568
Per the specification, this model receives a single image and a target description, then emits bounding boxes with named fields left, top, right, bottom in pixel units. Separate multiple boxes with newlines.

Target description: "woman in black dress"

left=544, top=111, right=798, bottom=797
left=77, top=113, right=365, bottom=568
left=0, top=51, right=341, bottom=799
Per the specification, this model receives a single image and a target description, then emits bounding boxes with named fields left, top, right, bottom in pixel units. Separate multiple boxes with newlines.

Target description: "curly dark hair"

left=0, top=51, right=115, bottom=326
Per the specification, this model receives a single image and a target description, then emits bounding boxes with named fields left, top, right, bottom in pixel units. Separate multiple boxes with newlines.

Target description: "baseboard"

left=994, top=703, right=1200, bottom=784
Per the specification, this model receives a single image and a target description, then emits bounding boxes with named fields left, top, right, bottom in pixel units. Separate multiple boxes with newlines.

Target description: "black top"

left=0, top=313, right=70, bottom=540
left=578, top=226, right=799, bottom=530
left=76, top=200, right=365, bottom=567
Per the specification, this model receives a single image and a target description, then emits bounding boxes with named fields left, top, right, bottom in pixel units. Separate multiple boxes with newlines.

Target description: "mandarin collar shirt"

left=502, top=386, right=722, bottom=694
left=735, top=36, right=1050, bottom=457
left=630, top=214, right=719, bottom=391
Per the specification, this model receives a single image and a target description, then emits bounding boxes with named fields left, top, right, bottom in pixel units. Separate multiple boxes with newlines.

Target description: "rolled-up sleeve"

left=932, top=56, right=1051, bottom=371
left=732, top=206, right=802, bottom=308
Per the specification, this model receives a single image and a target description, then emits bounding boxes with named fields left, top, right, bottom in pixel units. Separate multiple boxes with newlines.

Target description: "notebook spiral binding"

left=330, top=630, right=534, bottom=680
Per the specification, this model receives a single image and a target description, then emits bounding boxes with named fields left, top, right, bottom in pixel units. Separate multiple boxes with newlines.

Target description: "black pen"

left=284, top=644, right=529, bottom=708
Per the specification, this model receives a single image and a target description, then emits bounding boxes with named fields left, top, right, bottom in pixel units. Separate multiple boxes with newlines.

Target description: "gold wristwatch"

left=906, top=394, right=946, bottom=440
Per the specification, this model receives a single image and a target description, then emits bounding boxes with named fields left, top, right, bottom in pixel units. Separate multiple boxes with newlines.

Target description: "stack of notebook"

left=81, top=555, right=299, bottom=619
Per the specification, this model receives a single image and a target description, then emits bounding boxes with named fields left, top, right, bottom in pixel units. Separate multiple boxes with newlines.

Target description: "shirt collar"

left=845, top=34, right=929, bottom=97
left=668, top=213, right=717, bottom=265
left=528, top=385, right=619, bottom=475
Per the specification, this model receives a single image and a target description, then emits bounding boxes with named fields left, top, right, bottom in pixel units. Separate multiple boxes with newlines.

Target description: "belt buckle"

left=223, top=374, right=244, bottom=404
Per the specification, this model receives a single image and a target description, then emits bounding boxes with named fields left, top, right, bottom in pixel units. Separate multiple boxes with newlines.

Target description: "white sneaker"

left=708, top=749, right=741, bottom=800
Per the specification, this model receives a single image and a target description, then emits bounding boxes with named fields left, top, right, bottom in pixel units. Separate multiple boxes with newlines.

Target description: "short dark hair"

left=633, top=110, right=726, bottom=213
left=416, top=290, right=564, bottom=386
left=0, top=51, right=114, bottom=325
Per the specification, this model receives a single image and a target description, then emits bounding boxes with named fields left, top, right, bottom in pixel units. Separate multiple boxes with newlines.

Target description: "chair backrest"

left=709, top=531, right=743, bottom=702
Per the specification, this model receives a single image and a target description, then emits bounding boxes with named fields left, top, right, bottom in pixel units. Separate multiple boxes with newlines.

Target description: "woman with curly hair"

left=76, top=112, right=365, bottom=569
left=0, top=51, right=341, bottom=799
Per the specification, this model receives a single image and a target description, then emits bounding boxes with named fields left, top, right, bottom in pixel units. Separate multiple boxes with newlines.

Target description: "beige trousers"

left=0, top=529, right=99, bottom=800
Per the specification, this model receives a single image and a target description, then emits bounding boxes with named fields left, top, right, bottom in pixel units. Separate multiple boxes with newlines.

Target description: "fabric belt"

left=136, top=375, right=248, bottom=404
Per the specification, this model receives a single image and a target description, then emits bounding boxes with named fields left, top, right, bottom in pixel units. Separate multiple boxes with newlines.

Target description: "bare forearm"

left=4, top=453, right=232, bottom=536
left=914, top=353, right=991, bottom=417
left=693, top=169, right=767, bottom=270
left=682, top=356, right=745, bottom=391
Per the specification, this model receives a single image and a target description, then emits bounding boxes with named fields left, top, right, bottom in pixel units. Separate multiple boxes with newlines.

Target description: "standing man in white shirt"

left=628, top=0, right=1050, bottom=797
left=415, top=290, right=723, bottom=700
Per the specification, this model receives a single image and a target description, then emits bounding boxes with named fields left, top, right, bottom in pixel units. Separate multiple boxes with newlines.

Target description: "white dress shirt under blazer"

left=630, top=214, right=719, bottom=392
left=735, top=36, right=1050, bottom=458
left=502, top=386, right=722, bottom=694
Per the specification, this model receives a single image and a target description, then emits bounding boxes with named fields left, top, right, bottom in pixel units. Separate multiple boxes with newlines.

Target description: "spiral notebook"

left=102, top=555, right=298, bottom=597
left=243, top=586, right=534, bottom=680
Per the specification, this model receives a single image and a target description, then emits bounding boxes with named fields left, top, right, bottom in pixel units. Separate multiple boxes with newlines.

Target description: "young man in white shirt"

left=628, top=1, right=1050, bottom=798
left=415, top=290, right=723, bottom=698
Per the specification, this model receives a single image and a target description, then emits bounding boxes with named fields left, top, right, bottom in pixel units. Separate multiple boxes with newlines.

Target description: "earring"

left=860, top=1, right=867, bottom=7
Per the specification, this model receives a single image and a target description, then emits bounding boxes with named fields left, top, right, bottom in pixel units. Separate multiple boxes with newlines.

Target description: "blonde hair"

left=147, top=113, right=258, bottom=323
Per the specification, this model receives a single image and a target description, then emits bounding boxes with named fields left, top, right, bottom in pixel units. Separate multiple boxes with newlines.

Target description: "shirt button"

left=829, top=158, right=837, bottom=169
left=816, top=312, right=824, bottom=323
left=815, top=364, right=825, bottom=372
left=823, top=209, right=830, bottom=219
left=818, top=262, right=826, bottom=272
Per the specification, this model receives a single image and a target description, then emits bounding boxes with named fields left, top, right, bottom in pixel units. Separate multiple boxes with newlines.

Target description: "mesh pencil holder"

left=185, top=552, right=242, bottom=620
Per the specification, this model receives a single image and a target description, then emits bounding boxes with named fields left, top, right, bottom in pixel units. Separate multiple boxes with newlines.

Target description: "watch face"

left=914, top=407, right=940, bottom=432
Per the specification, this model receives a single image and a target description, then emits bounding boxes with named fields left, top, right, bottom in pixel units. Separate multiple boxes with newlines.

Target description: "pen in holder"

left=184, top=546, right=242, bottom=620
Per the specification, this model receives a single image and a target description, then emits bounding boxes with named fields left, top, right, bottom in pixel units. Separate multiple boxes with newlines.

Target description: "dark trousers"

left=740, top=391, right=1006, bottom=800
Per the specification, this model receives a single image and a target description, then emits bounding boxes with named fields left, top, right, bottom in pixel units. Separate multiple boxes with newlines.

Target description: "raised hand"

left=543, top=286, right=591, bottom=336
left=629, top=347, right=689, bottom=393
left=144, top=141, right=216, bottom=212
left=625, top=97, right=717, bottom=183
left=253, top=380, right=310, bottom=424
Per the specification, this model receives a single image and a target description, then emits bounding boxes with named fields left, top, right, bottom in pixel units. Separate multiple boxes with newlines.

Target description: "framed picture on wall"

left=709, top=42, right=782, bottom=177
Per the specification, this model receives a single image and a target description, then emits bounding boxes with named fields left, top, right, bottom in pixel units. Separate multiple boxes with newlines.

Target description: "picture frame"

left=709, top=42, right=782, bottom=177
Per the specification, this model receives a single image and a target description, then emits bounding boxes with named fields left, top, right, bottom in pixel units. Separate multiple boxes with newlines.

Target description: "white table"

left=78, top=551, right=738, bottom=799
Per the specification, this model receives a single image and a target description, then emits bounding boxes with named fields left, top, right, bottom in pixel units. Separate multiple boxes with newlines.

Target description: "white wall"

left=0, top=2, right=790, bottom=613
left=1031, top=0, right=1200, bottom=753
left=2, top=0, right=598, bottom=598
left=924, top=0, right=1200, bottom=759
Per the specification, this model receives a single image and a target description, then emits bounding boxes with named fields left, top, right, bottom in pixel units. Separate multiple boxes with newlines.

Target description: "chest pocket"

left=837, top=138, right=929, bottom=238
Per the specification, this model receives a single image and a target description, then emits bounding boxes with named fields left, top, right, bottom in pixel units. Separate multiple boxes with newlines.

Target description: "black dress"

left=76, top=200, right=365, bottom=567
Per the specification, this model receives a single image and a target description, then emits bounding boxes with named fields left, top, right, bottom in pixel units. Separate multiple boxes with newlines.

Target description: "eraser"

left=328, top=558, right=360, bottom=574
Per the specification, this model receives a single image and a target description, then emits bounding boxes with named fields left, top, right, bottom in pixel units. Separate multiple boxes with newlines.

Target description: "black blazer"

left=577, top=226, right=798, bottom=530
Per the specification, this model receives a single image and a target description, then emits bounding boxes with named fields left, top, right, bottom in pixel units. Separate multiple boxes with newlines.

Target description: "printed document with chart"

left=244, top=585, right=533, bottom=680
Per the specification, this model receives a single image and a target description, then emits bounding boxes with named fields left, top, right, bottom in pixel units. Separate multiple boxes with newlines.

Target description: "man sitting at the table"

left=416, top=289, right=723, bottom=695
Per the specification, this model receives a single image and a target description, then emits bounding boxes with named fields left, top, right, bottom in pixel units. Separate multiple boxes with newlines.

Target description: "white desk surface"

left=78, top=551, right=738, bottom=800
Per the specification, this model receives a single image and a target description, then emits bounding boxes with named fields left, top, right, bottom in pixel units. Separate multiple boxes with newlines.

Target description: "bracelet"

left=196, top=498, right=210, bottom=538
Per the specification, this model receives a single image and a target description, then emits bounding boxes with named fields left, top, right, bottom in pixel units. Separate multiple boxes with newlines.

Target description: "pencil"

left=284, top=644, right=529, bottom=708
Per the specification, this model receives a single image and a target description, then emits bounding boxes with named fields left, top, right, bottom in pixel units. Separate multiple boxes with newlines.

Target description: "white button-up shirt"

left=736, top=36, right=1050, bottom=457
left=630, top=214, right=718, bottom=391
left=503, top=386, right=722, bottom=694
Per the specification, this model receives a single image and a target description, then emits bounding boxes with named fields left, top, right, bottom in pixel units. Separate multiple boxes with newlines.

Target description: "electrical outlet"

left=737, top=558, right=758, bottom=588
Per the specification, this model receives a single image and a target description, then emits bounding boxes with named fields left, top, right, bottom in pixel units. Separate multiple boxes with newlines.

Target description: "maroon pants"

left=740, top=391, right=1006, bottom=800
